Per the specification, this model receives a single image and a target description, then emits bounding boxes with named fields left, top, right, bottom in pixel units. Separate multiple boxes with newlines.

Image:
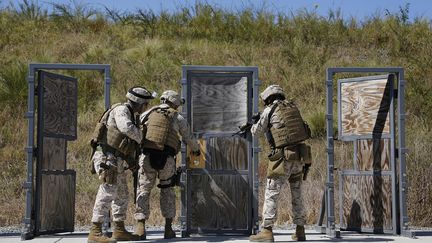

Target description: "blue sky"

left=3, top=0, right=432, bottom=20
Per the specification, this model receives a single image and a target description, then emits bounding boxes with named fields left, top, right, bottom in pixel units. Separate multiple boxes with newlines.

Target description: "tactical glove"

left=252, top=112, right=261, bottom=124
left=98, top=162, right=118, bottom=184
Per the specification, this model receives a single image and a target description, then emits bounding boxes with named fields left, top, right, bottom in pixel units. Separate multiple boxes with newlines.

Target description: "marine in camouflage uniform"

left=134, top=90, right=200, bottom=240
left=249, top=85, right=310, bottom=242
left=88, top=86, right=154, bottom=243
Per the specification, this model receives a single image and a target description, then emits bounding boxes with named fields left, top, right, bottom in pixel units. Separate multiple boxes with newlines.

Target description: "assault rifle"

left=232, top=113, right=261, bottom=137
left=232, top=122, right=253, bottom=138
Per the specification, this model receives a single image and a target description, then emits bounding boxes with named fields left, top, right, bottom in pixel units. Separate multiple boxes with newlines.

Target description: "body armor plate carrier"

left=142, top=107, right=180, bottom=154
left=91, top=103, right=138, bottom=159
left=268, top=100, right=310, bottom=148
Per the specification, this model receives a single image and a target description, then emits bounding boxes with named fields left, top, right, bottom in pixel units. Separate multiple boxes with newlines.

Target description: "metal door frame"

left=22, top=63, right=111, bottom=240
left=319, top=67, right=413, bottom=238
left=180, top=65, right=260, bottom=237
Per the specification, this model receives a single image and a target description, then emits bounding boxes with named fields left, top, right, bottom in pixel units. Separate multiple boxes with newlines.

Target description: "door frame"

left=180, top=65, right=261, bottom=236
left=22, top=63, right=111, bottom=240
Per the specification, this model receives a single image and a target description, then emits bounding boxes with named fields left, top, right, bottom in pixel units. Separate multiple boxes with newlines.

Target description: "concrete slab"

left=2, top=229, right=432, bottom=242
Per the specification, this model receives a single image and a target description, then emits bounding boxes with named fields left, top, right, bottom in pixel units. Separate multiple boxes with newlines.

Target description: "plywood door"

left=42, top=137, right=66, bottom=170
left=355, top=139, right=391, bottom=171
left=188, top=72, right=251, bottom=233
left=339, top=74, right=393, bottom=140
left=39, top=170, right=76, bottom=233
left=191, top=75, right=248, bottom=133
left=40, top=71, right=78, bottom=140
left=341, top=175, right=392, bottom=231
left=190, top=174, right=249, bottom=230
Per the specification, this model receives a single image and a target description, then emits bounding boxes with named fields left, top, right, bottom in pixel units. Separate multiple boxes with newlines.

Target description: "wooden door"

left=184, top=70, right=254, bottom=234
left=35, top=71, right=77, bottom=234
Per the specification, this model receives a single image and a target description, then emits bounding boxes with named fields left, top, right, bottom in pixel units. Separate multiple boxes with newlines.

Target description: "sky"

left=2, top=0, right=432, bottom=20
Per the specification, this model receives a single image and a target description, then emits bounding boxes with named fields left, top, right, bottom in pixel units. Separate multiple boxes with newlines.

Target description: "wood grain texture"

left=188, top=139, right=206, bottom=169
left=40, top=171, right=75, bottom=232
left=190, top=174, right=248, bottom=230
left=191, top=76, right=248, bottom=132
left=355, top=139, right=390, bottom=171
left=341, top=175, right=392, bottom=231
left=42, top=137, right=66, bottom=170
left=340, top=75, right=392, bottom=138
left=42, top=71, right=77, bottom=140
left=207, top=136, right=248, bottom=170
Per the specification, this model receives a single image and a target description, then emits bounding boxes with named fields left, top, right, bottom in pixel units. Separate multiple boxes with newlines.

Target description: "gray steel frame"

left=180, top=65, right=260, bottom=237
left=321, top=67, right=412, bottom=238
left=22, top=63, right=111, bottom=240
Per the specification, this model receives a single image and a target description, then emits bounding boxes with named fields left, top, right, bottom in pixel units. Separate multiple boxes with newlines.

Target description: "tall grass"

left=0, top=1, right=431, bottom=228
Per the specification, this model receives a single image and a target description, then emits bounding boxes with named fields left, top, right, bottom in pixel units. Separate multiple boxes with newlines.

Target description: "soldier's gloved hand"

left=97, top=163, right=109, bottom=182
left=98, top=162, right=117, bottom=184
left=251, top=112, right=261, bottom=124
left=192, top=149, right=201, bottom=156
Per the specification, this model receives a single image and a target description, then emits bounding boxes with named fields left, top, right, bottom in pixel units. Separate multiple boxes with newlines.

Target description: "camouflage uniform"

left=134, top=103, right=199, bottom=220
left=91, top=104, right=143, bottom=223
left=251, top=100, right=306, bottom=228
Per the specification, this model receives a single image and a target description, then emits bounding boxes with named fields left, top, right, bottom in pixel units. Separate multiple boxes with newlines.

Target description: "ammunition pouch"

left=266, top=143, right=309, bottom=179
left=106, top=125, right=137, bottom=156
left=268, top=148, right=284, bottom=161
left=267, top=148, right=285, bottom=179
left=298, top=143, right=312, bottom=164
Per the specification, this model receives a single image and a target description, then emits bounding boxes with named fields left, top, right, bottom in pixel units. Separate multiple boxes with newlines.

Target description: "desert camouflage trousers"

left=262, top=148, right=306, bottom=227
left=91, top=150, right=129, bottom=222
left=134, top=153, right=176, bottom=220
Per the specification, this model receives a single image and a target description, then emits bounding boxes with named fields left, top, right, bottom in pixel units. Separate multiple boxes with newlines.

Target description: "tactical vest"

left=142, top=107, right=180, bottom=154
left=268, top=100, right=310, bottom=148
left=91, top=103, right=138, bottom=157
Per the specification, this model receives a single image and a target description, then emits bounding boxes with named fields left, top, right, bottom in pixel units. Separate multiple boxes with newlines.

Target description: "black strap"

left=267, top=101, right=280, bottom=128
left=125, top=103, right=136, bottom=124
left=265, top=102, right=280, bottom=149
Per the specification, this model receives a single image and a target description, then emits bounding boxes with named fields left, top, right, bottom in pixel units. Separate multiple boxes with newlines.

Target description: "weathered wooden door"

left=337, top=74, right=397, bottom=233
left=181, top=66, right=260, bottom=236
left=35, top=71, right=77, bottom=234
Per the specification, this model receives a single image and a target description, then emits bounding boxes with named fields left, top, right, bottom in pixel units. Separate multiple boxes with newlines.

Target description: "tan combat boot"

left=164, top=218, right=176, bottom=239
left=112, top=221, right=139, bottom=241
left=88, top=222, right=117, bottom=243
left=249, top=227, right=274, bottom=242
left=133, top=219, right=146, bottom=240
left=291, top=225, right=306, bottom=241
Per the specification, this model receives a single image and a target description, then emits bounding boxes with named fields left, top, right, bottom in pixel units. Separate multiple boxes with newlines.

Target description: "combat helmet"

left=126, top=86, right=154, bottom=104
left=160, top=90, right=184, bottom=108
left=260, top=84, right=286, bottom=104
